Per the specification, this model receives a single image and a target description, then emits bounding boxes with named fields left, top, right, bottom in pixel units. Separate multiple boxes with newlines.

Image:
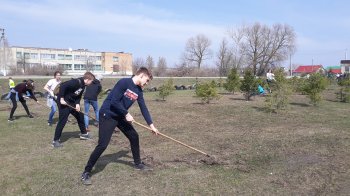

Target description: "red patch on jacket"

left=124, top=89, right=138, bottom=101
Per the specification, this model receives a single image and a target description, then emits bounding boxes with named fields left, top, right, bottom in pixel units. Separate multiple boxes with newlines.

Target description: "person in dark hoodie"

left=83, top=76, right=102, bottom=131
left=52, top=72, right=95, bottom=148
left=8, top=79, right=38, bottom=122
left=81, top=67, right=159, bottom=185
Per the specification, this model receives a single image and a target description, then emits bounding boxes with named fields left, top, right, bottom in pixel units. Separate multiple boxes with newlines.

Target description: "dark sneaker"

left=93, top=121, right=99, bottom=127
left=8, top=117, right=15, bottom=122
left=28, top=114, right=34, bottom=118
left=52, top=140, right=63, bottom=148
left=81, top=172, right=92, bottom=185
left=134, top=162, right=153, bottom=171
left=80, top=133, right=91, bottom=140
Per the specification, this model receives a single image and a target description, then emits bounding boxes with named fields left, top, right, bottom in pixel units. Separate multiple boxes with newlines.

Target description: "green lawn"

left=0, top=79, right=349, bottom=195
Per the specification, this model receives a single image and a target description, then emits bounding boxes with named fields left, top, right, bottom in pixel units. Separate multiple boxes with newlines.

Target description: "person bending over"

left=81, top=67, right=159, bottom=185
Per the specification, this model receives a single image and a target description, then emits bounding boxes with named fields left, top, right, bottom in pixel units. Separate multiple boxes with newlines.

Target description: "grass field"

left=0, top=78, right=349, bottom=195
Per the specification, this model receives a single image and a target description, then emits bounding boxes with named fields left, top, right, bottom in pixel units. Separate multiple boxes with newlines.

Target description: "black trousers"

left=9, top=92, right=31, bottom=118
left=84, top=113, right=141, bottom=173
left=53, top=104, right=87, bottom=141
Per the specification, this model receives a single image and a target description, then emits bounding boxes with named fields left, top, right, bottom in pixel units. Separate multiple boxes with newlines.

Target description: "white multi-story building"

left=7, top=46, right=133, bottom=75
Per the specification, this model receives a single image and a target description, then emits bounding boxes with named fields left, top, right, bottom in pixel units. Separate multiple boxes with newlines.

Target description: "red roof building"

left=327, top=66, right=342, bottom=74
left=293, top=65, right=325, bottom=76
left=329, top=69, right=342, bottom=74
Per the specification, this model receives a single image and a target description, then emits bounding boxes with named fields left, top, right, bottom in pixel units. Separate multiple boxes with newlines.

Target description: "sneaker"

left=28, top=114, right=34, bottom=118
left=93, top=121, right=99, bottom=127
left=81, top=172, right=92, bottom=185
left=80, top=133, right=91, bottom=140
left=52, top=140, right=63, bottom=148
left=134, top=162, right=153, bottom=171
left=8, top=117, right=15, bottom=122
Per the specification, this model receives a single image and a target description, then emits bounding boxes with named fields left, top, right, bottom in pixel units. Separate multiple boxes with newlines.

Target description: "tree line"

left=134, top=22, right=296, bottom=77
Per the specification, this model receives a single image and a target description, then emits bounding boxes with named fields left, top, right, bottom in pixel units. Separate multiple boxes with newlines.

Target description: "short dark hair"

left=54, top=71, right=61, bottom=77
left=135, top=67, right=153, bottom=80
left=83, top=72, right=95, bottom=80
left=26, top=79, right=35, bottom=90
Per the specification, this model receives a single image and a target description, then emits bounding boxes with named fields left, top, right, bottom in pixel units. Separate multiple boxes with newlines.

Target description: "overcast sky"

left=1, top=0, right=349, bottom=68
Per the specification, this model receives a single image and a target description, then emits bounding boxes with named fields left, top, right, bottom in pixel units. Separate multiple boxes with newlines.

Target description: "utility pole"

left=0, top=28, right=6, bottom=76
left=345, top=49, right=348, bottom=60
left=289, top=53, right=292, bottom=76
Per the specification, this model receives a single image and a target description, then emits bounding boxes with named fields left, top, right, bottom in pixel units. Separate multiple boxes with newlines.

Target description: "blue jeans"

left=84, top=99, right=99, bottom=129
left=48, top=101, right=57, bottom=123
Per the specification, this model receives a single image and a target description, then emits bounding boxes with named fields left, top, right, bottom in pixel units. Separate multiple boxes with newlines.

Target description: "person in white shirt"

left=266, top=69, right=275, bottom=93
left=43, top=71, right=62, bottom=126
left=266, top=69, right=275, bottom=82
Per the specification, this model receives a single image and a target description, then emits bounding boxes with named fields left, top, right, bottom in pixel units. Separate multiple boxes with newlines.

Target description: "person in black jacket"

left=83, top=76, right=102, bottom=131
left=81, top=67, right=159, bottom=185
left=8, top=79, right=39, bottom=122
left=52, top=72, right=95, bottom=148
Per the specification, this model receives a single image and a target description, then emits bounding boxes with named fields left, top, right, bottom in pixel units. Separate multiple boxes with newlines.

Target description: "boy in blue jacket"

left=81, top=67, right=159, bottom=185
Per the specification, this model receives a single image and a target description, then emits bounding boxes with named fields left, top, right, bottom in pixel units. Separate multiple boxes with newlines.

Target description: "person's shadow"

left=14, top=114, right=32, bottom=119
left=60, top=130, right=80, bottom=143
left=91, top=150, right=134, bottom=175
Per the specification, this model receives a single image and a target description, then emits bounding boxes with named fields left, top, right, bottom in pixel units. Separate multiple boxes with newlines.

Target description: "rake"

left=37, top=100, right=211, bottom=157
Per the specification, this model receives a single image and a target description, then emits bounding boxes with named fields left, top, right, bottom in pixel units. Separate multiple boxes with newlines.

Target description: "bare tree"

left=228, top=25, right=247, bottom=70
left=216, top=38, right=233, bottom=77
left=173, top=62, right=193, bottom=77
left=155, top=57, right=167, bottom=76
left=132, top=57, right=145, bottom=73
left=229, top=23, right=296, bottom=76
left=16, top=53, right=29, bottom=73
left=183, top=34, right=212, bottom=69
left=85, top=56, right=96, bottom=72
left=146, top=55, right=154, bottom=71
left=119, top=58, right=129, bottom=75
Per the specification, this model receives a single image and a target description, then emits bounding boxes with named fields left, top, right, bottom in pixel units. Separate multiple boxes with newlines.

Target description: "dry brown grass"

left=0, top=79, right=349, bottom=195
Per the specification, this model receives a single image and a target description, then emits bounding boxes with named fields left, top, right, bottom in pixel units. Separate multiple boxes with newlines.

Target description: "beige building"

left=9, top=46, right=133, bottom=75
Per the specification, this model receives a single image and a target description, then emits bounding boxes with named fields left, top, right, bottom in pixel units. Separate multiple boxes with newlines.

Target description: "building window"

left=40, top=53, right=55, bottom=60
left=57, top=54, right=72, bottom=60
left=60, top=64, right=72, bottom=70
left=16, top=52, right=22, bottom=58
left=91, top=56, right=101, bottom=61
left=65, top=55, right=72, bottom=60
left=30, top=53, right=38, bottom=59
left=74, top=64, right=86, bottom=70
left=94, top=64, right=102, bottom=70
left=58, top=54, right=65, bottom=60
left=74, top=55, right=86, bottom=61
left=24, top=53, right=30, bottom=59
left=74, top=64, right=81, bottom=70
left=113, top=56, right=119, bottom=62
left=28, top=63, right=40, bottom=68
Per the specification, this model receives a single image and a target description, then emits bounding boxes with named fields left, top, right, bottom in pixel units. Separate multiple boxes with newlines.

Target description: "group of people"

left=5, top=67, right=159, bottom=185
